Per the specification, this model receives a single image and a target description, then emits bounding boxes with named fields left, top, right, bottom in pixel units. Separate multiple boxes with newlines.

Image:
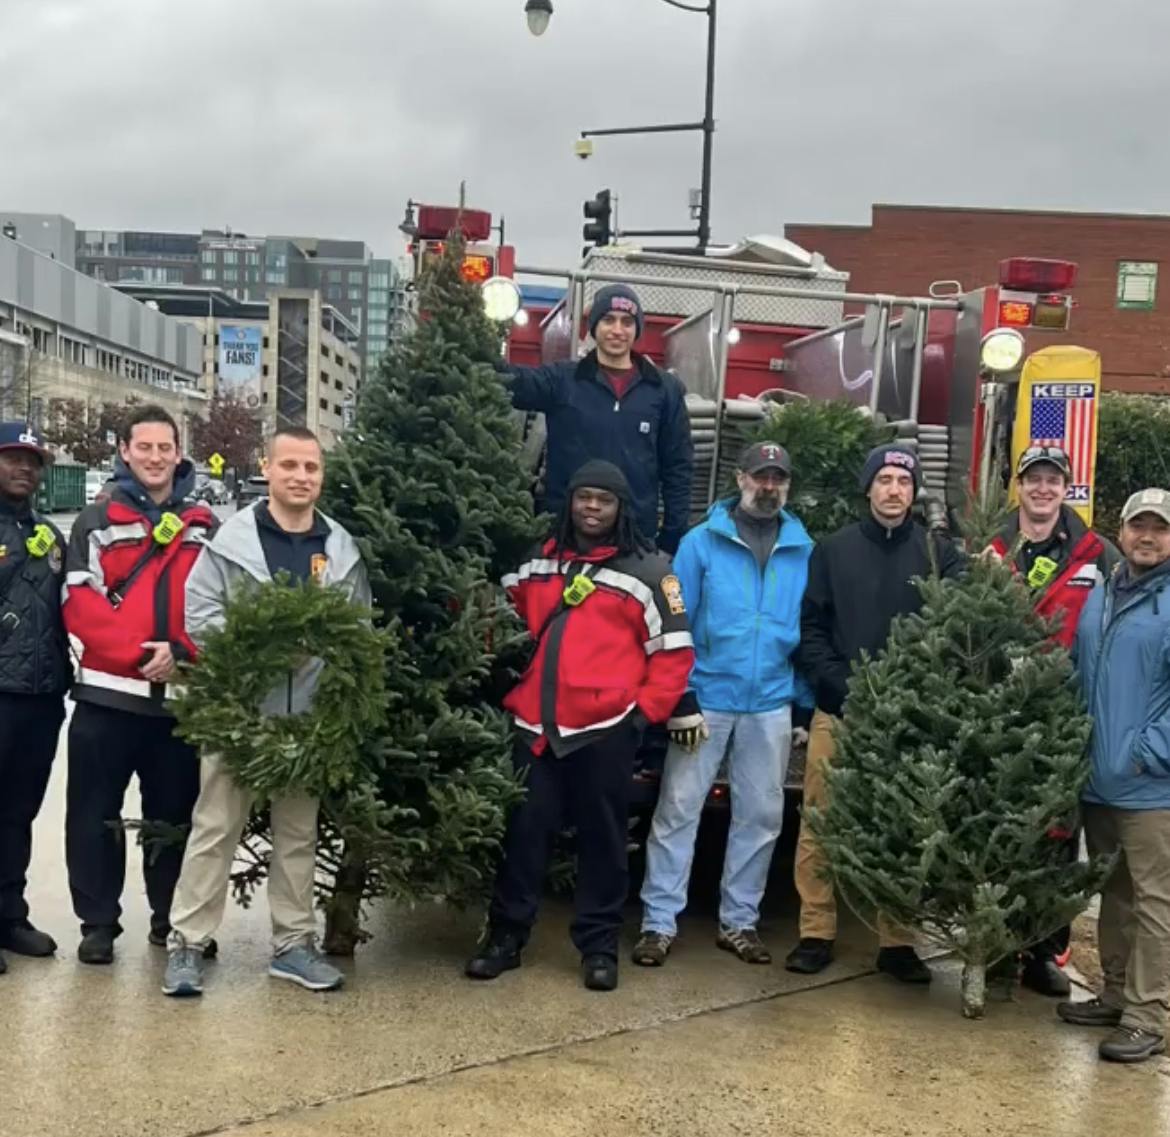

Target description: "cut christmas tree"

left=806, top=544, right=1112, bottom=1018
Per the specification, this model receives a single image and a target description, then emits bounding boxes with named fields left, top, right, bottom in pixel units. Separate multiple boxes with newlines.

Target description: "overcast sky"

left=1, top=0, right=1166, bottom=266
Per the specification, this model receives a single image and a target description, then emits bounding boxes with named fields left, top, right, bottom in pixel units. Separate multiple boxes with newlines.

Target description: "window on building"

left=1117, top=261, right=1158, bottom=310
left=201, top=250, right=216, bottom=264
left=319, top=397, right=329, bottom=410
left=333, top=404, right=342, bottom=416
left=321, top=370, right=330, bottom=385
left=201, top=267, right=216, bottom=282
left=222, top=268, right=238, bottom=282
left=327, top=269, right=342, bottom=284
left=369, top=289, right=389, bottom=304
left=368, top=321, right=388, bottom=336
left=348, top=288, right=363, bottom=301
left=246, top=252, right=261, bottom=266
left=222, top=251, right=238, bottom=265
left=348, top=270, right=364, bottom=284
left=327, top=286, right=341, bottom=301
left=370, top=272, right=390, bottom=288
left=266, top=270, right=286, bottom=285
left=334, top=378, right=343, bottom=390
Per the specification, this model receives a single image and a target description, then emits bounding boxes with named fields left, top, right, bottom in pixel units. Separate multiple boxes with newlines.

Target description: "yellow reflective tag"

left=563, top=574, right=597, bottom=607
left=1027, top=555, right=1059, bottom=589
left=25, top=523, right=56, bottom=558
left=153, top=512, right=185, bottom=545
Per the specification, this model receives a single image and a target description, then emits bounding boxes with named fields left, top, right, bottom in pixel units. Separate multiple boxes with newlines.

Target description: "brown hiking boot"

left=716, top=926, right=772, bottom=964
left=631, top=931, right=674, bottom=967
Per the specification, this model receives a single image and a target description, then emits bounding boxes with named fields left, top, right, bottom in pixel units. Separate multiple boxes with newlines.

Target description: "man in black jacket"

left=786, top=443, right=964, bottom=982
left=0, top=423, right=70, bottom=974
left=497, top=284, right=694, bottom=554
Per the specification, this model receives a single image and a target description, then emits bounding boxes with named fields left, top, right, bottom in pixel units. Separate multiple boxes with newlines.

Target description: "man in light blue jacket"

left=1063, top=487, right=1170, bottom=1064
left=634, top=442, right=813, bottom=967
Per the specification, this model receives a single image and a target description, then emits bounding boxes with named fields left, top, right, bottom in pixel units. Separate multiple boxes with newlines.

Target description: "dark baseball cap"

left=739, top=441, right=791, bottom=476
left=1017, top=445, right=1072, bottom=479
left=0, top=422, right=54, bottom=464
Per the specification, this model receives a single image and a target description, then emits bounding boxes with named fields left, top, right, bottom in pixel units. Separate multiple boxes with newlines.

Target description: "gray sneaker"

left=162, top=946, right=204, bottom=997
left=268, top=940, right=344, bottom=991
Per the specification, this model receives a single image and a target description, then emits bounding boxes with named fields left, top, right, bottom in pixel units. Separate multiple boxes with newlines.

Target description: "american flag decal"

left=1029, top=385, right=1096, bottom=503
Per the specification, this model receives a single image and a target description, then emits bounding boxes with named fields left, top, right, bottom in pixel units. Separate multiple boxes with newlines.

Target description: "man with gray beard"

left=634, top=443, right=814, bottom=967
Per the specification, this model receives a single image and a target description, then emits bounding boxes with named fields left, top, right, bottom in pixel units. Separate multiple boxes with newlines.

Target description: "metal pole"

left=708, top=288, right=734, bottom=502
left=568, top=275, right=586, bottom=360
left=908, top=305, right=928, bottom=424
left=698, top=0, right=716, bottom=252
left=868, top=301, right=890, bottom=415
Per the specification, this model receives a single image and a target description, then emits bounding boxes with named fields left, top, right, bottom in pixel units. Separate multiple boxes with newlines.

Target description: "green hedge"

left=1094, top=393, right=1170, bottom=536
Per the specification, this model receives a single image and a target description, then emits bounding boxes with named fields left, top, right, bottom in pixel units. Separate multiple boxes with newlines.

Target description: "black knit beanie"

left=567, top=459, right=632, bottom=502
left=588, top=284, right=645, bottom=339
left=859, top=444, right=921, bottom=495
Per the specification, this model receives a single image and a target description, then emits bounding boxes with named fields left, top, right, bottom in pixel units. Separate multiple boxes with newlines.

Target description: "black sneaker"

left=784, top=937, right=834, bottom=974
left=0, top=949, right=6, bottom=975
left=582, top=953, right=618, bottom=991
left=876, top=946, right=932, bottom=984
left=0, top=921, right=57, bottom=957
left=631, top=931, right=674, bottom=967
left=1057, top=997, right=1123, bottom=1027
left=465, top=931, right=523, bottom=980
left=1020, top=955, right=1070, bottom=998
left=1099, top=1025, right=1167, bottom=1064
left=77, top=927, right=116, bottom=965
left=716, top=925, right=772, bottom=964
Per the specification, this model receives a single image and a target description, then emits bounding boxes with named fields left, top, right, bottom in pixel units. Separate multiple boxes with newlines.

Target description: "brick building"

left=786, top=204, right=1170, bottom=393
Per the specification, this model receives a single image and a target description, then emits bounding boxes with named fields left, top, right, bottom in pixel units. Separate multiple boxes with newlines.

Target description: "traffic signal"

left=583, top=189, right=613, bottom=249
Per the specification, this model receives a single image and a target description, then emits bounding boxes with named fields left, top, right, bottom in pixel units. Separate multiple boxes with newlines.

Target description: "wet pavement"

left=3, top=740, right=1169, bottom=1137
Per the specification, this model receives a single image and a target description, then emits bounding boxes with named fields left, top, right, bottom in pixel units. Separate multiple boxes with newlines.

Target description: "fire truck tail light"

left=999, top=258, right=1078, bottom=292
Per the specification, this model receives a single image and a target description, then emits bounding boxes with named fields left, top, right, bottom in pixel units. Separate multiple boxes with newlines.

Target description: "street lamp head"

left=525, top=0, right=553, bottom=36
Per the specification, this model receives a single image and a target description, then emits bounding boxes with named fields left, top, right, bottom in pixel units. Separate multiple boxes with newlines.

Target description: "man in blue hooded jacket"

left=496, top=283, right=693, bottom=554
left=633, top=442, right=813, bottom=966
left=1062, top=487, right=1170, bottom=1064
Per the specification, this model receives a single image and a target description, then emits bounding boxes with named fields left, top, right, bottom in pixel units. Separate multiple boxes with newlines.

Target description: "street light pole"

left=528, top=0, right=717, bottom=252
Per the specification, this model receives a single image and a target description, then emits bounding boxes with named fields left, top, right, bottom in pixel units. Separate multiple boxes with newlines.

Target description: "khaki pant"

left=168, top=753, right=320, bottom=954
left=793, top=709, right=913, bottom=947
left=1083, top=803, right=1170, bottom=1034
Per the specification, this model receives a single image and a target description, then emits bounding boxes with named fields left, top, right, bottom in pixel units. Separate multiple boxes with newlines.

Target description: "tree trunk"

left=322, top=859, right=367, bottom=956
left=961, top=959, right=987, bottom=1019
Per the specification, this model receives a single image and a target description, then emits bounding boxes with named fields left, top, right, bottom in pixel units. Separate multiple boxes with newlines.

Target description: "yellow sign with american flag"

left=1009, top=345, right=1102, bottom=527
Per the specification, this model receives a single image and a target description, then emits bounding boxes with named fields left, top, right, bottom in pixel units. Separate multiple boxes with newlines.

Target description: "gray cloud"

left=1, top=0, right=1167, bottom=266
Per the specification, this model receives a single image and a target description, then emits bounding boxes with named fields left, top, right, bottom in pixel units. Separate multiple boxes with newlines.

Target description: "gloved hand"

left=669, top=714, right=710, bottom=753
left=792, top=726, right=809, bottom=747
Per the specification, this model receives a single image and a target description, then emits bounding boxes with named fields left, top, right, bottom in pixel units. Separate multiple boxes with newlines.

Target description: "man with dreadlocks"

left=466, top=460, right=694, bottom=992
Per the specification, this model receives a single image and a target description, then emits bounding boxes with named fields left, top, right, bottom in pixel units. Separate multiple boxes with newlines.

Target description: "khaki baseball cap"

left=1121, top=487, right=1170, bottom=526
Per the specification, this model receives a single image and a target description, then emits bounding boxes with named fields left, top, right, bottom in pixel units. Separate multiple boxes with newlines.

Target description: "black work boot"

left=77, top=927, right=116, bottom=965
left=876, top=945, right=932, bottom=984
left=784, top=937, right=834, bottom=974
left=1099, top=1025, right=1167, bottom=1064
left=1021, top=954, right=1070, bottom=998
left=0, top=949, right=7, bottom=975
left=581, top=953, right=618, bottom=991
left=464, top=931, right=523, bottom=980
left=1057, top=997, right=1123, bottom=1027
left=0, top=921, right=57, bottom=957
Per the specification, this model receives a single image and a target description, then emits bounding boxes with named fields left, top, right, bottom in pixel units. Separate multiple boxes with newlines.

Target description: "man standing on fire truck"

left=786, top=444, right=964, bottom=983
left=63, top=406, right=218, bottom=965
left=495, top=284, right=694, bottom=554
left=986, top=444, right=1119, bottom=997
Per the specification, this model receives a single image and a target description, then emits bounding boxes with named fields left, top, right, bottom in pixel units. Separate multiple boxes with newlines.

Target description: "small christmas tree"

left=806, top=541, right=1111, bottom=1018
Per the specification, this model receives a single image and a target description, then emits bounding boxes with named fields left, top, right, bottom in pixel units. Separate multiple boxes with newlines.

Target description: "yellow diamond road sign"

left=207, top=452, right=225, bottom=477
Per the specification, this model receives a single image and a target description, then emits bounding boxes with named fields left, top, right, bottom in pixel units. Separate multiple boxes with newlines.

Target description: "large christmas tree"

left=806, top=538, right=1111, bottom=1017
left=221, top=235, right=544, bottom=952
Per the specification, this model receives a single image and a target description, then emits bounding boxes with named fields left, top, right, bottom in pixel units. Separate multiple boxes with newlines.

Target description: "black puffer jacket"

left=797, top=513, right=965, bottom=717
left=0, top=499, right=70, bottom=695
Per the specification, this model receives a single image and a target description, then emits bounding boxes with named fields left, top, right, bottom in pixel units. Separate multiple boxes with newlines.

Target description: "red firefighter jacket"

left=63, top=474, right=217, bottom=716
left=502, top=538, right=695, bottom=756
left=988, top=506, right=1119, bottom=650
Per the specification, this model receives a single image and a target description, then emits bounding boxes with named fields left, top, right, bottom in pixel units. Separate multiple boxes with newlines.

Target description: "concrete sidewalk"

left=2, top=748, right=1168, bottom=1137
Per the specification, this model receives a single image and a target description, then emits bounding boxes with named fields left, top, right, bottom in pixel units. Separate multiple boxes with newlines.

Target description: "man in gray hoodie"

left=162, top=426, right=370, bottom=998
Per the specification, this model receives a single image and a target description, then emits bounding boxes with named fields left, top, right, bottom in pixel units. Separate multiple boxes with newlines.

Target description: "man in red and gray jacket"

left=465, top=459, right=694, bottom=992
left=63, top=406, right=218, bottom=965
left=985, top=444, right=1119, bottom=996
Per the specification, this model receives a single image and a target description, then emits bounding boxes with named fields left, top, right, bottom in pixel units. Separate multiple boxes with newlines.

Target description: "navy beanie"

left=589, top=284, right=644, bottom=339
left=859, top=444, right=921, bottom=495
left=567, top=459, right=632, bottom=503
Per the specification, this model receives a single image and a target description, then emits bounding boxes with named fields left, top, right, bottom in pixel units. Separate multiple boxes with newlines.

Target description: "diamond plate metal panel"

left=583, top=251, right=847, bottom=328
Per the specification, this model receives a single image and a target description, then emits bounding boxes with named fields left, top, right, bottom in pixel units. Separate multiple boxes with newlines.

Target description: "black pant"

left=65, top=701, right=200, bottom=937
left=0, top=692, right=65, bottom=926
left=488, top=725, right=639, bottom=959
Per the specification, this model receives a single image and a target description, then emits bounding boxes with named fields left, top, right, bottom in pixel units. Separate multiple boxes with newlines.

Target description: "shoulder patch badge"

left=661, top=574, right=686, bottom=615
left=310, top=553, right=329, bottom=586
left=49, top=544, right=63, bottom=574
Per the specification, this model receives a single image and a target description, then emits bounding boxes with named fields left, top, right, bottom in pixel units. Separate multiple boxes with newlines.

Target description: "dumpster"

left=34, top=463, right=86, bottom=512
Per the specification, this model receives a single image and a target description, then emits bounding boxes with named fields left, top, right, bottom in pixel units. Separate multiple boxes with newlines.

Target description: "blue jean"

left=640, top=706, right=791, bottom=935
